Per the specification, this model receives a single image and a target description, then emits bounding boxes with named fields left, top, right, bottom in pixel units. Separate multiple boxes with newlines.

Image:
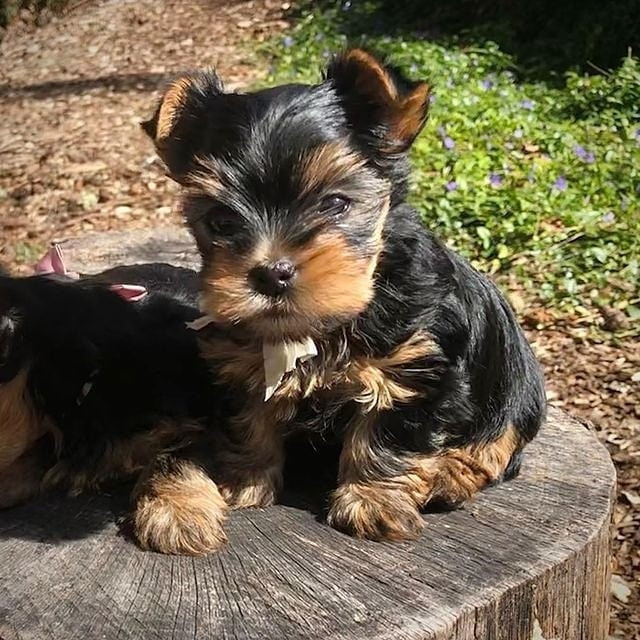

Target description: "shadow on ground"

left=0, top=72, right=176, bottom=101
left=0, top=488, right=130, bottom=543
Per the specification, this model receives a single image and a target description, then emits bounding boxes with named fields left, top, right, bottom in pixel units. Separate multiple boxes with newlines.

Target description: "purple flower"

left=513, top=128, right=523, bottom=139
left=443, top=136, right=455, bottom=150
left=489, top=173, right=503, bottom=187
left=520, top=99, right=535, bottom=110
left=283, top=35, right=294, bottom=48
left=573, top=145, right=595, bottom=164
left=446, top=180, right=458, bottom=191
left=553, top=176, right=568, bottom=191
left=481, top=78, right=494, bottom=90
left=428, top=93, right=437, bottom=104
left=602, top=211, right=615, bottom=224
left=437, top=125, right=446, bottom=137
left=573, top=145, right=587, bottom=159
left=634, top=129, right=640, bottom=140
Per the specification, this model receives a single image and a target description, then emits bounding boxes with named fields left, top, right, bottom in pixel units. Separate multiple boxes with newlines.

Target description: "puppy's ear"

left=142, top=71, right=223, bottom=178
left=326, top=49, right=430, bottom=153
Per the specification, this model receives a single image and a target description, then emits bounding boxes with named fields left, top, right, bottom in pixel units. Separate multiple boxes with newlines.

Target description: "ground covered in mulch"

left=0, top=2, right=638, bottom=637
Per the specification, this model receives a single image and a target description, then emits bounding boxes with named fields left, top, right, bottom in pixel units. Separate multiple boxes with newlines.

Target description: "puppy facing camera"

left=143, top=50, right=546, bottom=543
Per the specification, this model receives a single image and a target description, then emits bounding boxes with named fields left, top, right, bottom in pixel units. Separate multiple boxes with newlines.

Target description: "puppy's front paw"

left=327, top=482, right=424, bottom=542
left=219, top=469, right=279, bottom=509
left=133, top=459, right=228, bottom=555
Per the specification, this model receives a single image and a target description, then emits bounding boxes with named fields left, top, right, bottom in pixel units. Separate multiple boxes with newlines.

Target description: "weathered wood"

left=58, top=227, right=201, bottom=274
left=0, top=229, right=615, bottom=640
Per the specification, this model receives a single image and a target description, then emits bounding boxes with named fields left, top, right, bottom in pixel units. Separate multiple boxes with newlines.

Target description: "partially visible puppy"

left=0, top=263, right=228, bottom=555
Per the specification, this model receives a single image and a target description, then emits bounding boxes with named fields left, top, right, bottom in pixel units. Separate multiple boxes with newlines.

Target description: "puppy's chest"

left=203, top=335, right=430, bottom=429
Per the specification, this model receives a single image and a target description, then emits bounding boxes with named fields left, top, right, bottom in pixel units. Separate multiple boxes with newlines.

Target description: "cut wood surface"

left=0, top=230, right=616, bottom=640
left=60, top=227, right=201, bottom=274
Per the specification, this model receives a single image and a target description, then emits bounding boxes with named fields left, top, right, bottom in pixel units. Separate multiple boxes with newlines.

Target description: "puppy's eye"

left=204, top=206, right=241, bottom=236
left=318, top=194, right=351, bottom=217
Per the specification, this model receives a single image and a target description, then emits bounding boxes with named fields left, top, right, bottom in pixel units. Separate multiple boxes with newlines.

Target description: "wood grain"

left=58, top=227, right=201, bottom=274
left=0, top=409, right=614, bottom=640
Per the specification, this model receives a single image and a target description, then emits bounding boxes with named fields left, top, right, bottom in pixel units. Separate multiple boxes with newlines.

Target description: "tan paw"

left=133, top=460, right=228, bottom=555
left=327, top=482, right=424, bottom=542
left=219, top=468, right=280, bottom=509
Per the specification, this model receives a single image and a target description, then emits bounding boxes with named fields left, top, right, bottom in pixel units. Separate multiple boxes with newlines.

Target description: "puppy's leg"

left=328, top=412, right=520, bottom=541
left=0, top=440, right=49, bottom=508
left=217, top=402, right=285, bottom=509
left=132, top=453, right=228, bottom=556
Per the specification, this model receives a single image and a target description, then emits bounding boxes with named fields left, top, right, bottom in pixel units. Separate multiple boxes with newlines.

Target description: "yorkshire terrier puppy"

left=0, top=263, right=227, bottom=554
left=143, top=49, right=546, bottom=542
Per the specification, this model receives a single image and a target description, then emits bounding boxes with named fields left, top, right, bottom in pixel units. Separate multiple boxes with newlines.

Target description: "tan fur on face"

left=200, top=244, right=264, bottom=326
left=200, top=227, right=388, bottom=341
left=293, top=231, right=378, bottom=320
left=133, top=457, right=228, bottom=556
left=0, top=368, right=46, bottom=471
left=298, top=142, right=367, bottom=197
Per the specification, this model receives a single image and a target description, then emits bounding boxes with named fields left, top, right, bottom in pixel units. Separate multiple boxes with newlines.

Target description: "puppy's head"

left=144, top=50, right=430, bottom=341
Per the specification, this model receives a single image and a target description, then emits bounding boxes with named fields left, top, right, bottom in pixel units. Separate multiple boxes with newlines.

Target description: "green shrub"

left=260, top=2, right=640, bottom=322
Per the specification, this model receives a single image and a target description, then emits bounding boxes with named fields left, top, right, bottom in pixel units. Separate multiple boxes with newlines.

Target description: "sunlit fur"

left=183, top=143, right=390, bottom=341
left=144, top=49, right=546, bottom=542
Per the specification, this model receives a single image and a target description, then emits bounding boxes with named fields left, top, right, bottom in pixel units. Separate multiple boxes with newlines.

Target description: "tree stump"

left=0, top=229, right=615, bottom=640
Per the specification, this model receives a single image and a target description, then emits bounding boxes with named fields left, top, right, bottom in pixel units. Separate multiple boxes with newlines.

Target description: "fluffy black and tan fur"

left=0, top=264, right=227, bottom=554
left=143, top=49, right=546, bottom=542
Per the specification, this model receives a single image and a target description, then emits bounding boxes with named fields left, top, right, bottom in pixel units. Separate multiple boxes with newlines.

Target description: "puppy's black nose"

left=249, top=260, right=296, bottom=297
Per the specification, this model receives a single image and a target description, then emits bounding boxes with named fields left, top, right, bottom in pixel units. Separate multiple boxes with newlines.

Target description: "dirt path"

left=0, top=0, right=286, bottom=268
left=0, top=3, right=638, bottom=637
